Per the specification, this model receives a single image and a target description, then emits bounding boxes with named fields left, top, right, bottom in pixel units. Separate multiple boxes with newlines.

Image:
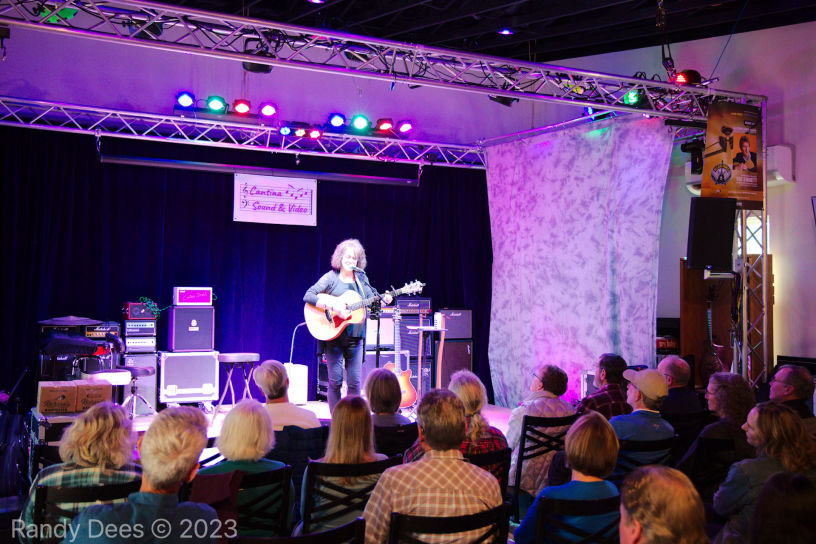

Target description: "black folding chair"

left=266, top=425, right=329, bottom=496
left=238, top=517, right=365, bottom=544
left=388, top=502, right=510, bottom=544
left=533, top=495, right=621, bottom=544
left=32, top=479, right=142, bottom=544
left=512, top=413, right=579, bottom=521
left=301, top=456, right=402, bottom=535
left=466, top=447, right=511, bottom=499
left=373, top=423, right=419, bottom=458
left=662, top=411, right=712, bottom=464
left=612, top=436, right=676, bottom=485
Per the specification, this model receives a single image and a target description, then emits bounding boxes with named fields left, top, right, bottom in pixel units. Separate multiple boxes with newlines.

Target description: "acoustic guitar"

left=699, top=286, right=730, bottom=385
left=304, top=280, right=424, bottom=341
left=383, top=306, right=418, bottom=408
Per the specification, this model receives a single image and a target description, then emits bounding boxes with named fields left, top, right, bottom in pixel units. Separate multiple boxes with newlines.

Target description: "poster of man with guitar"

left=303, top=238, right=424, bottom=411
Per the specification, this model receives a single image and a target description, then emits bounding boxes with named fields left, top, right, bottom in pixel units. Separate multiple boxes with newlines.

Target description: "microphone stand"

left=354, top=270, right=389, bottom=369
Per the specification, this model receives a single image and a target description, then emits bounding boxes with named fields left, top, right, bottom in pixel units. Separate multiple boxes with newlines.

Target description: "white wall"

left=556, top=21, right=816, bottom=358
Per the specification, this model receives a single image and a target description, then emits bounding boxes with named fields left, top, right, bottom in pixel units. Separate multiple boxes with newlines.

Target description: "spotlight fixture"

left=294, top=127, right=307, bottom=138
left=583, top=106, right=595, bottom=116
left=175, top=91, right=195, bottom=109
left=498, top=28, right=514, bottom=36
left=328, top=113, right=346, bottom=128
left=206, top=96, right=227, bottom=113
left=622, top=89, right=645, bottom=107
left=308, top=0, right=325, bottom=4
left=350, top=114, right=371, bottom=131
left=396, top=120, right=413, bottom=134
left=681, top=140, right=705, bottom=175
left=232, top=99, right=251, bottom=115
left=242, top=38, right=273, bottom=74
left=673, top=69, right=702, bottom=86
left=376, top=118, right=394, bottom=131
left=259, top=102, right=277, bottom=117
left=308, top=128, right=323, bottom=139
left=280, top=126, right=292, bottom=136
left=488, top=95, right=519, bottom=107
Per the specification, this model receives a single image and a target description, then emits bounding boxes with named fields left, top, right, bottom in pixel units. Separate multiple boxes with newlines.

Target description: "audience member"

left=713, top=401, right=816, bottom=543
left=196, top=399, right=291, bottom=536
left=254, top=360, right=320, bottom=430
left=302, top=395, right=387, bottom=534
left=619, top=466, right=707, bottom=544
left=364, top=389, right=502, bottom=543
left=364, top=368, right=411, bottom=427
left=505, top=364, right=574, bottom=506
left=609, top=369, right=674, bottom=478
left=768, top=364, right=816, bottom=437
left=676, top=372, right=755, bottom=502
left=19, top=402, right=141, bottom=543
left=748, top=472, right=816, bottom=544
left=514, top=412, right=620, bottom=544
left=657, top=356, right=702, bottom=414
left=577, top=354, right=632, bottom=419
left=67, top=406, right=217, bottom=543
left=404, top=370, right=507, bottom=462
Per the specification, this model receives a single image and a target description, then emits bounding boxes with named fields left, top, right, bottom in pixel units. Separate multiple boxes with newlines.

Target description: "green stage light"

left=206, top=96, right=227, bottom=113
left=350, top=114, right=370, bottom=131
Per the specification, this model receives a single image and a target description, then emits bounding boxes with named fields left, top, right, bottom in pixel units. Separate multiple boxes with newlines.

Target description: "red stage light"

left=308, top=128, right=322, bottom=139
left=233, top=99, right=251, bottom=114
left=376, top=118, right=394, bottom=131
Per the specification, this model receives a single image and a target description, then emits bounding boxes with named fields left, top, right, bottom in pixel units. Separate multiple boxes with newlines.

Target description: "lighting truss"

left=0, top=96, right=485, bottom=167
left=0, top=0, right=763, bottom=122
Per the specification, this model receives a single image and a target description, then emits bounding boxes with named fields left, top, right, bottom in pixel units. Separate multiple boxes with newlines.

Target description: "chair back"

left=533, top=495, right=621, bottom=544
left=662, top=411, right=712, bottom=464
left=512, top=413, right=579, bottom=521
left=238, top=517, right=365, bottom=544
left=373, top=423, right=418, bottom=457
left=32, top=479, right=141, bottom=544
left=690, top=436, right=740, bottom=496
left=466, top=448, right=511, bottom=498
left=266, top=425, right=329, bottom=494
left=301, top=456, right=402, bottom=535
left=613, top=435, right=676, bottom=484
left=191, top=466, right=293, bottom=537
left=388, top=502, right=510, bottom=544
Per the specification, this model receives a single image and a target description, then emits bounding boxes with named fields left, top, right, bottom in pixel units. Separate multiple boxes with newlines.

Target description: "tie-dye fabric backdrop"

left=486, top=116, right=674, bottom=407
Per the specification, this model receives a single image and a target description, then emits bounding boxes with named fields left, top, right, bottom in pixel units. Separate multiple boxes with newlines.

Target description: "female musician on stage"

left=304, top=239, right=391, bottom=412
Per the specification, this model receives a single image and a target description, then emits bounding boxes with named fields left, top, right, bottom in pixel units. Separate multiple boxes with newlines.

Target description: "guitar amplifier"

left=438, top=309, right=472, bottom=340
left=125, top=336, right=157, bottom=353
left=396, top=297, right=432, bottom=316
left=124, top=320, right=157, bottom=337
left=168, top=306, right=215, bottom=352
left=84, top=322, right=121, bottom=339
left=159, top=351, right=219, bottom=403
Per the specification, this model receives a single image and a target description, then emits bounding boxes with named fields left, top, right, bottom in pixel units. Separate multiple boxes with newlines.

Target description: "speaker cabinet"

left=439, top=309, right=472, bottom=339
left=435, top=340, right=472, bottom=389
left=122, top=353, right=157, bottom=415
left=686, top=197, right=737, bottom=272
left=168, top=306, right=215, bottom=352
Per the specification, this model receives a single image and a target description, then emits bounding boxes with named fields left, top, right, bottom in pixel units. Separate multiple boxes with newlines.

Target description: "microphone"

left=350, top=265, right=367, bottom=274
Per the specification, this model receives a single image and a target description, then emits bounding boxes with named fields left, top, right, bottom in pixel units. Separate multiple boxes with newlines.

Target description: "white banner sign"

left=233, top=174, right=317, bottom=226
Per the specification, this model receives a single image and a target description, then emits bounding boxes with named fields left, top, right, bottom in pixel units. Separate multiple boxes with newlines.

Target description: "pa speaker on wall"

left=435, top=341, right=472, bottom=389
left=686, top=197, right=737, bottom=272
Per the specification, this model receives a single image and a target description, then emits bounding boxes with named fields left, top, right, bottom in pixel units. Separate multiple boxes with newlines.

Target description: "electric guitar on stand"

left=383, top=307, right=418, bottom=408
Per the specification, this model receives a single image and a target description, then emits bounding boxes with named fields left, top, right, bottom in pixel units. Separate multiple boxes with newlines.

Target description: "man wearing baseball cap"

left=608, top=368, right=675, bottom=481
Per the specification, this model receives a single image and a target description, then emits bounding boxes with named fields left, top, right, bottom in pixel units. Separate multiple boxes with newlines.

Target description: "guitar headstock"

left=399, top=280, right=425, bottom=296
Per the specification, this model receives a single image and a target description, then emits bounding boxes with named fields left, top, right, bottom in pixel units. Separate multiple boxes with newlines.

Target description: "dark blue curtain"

left=0, top=126, right=494, bottom=409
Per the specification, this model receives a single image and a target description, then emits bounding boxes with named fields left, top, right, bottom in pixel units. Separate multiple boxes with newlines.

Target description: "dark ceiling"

left=165, top=0, right=816, bottom=63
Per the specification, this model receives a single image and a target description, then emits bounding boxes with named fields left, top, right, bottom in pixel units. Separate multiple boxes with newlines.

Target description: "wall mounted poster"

left=701, top=102, right=763, bottom=209
left=233, top=174, right=317, bottom=226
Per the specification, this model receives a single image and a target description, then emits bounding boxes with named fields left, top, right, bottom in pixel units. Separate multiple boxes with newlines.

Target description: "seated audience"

left=619, top=466, right=708, bottom=544
left=713, top=401, right=816, bottom=543
left=364, top=368, right=411, bottom=427
left=658, top=355, right=702, bottom=415
left=514, top=412, right=620, bottom=544
left=505, top=364, right=573, bottom=499
left=609, top=368, right=674, bottom=479
left=301, top=395, right=386, bottom=534
left=254, top=359, right=320, bottom=430
left=196, top=399, right=291, bottom=536
left=676, top=372, right=755, bottom=502
left=68, top=406, right=217, bottom=543
left=364, top=389, right=502, bottom=543
left=404, top=370, right=507, bottom=462
left=19, top=402, right=141, bottom=542
left=768, top=364, right=816, bottom=438
left=748, top=472, right=816, bottom=544
left=577, top=353, right=632, bottom=419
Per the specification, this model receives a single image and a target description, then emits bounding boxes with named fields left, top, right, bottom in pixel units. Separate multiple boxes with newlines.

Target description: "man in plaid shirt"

left=577, top=353, right=633, bottom=420
left=364, top=389, right=502, bottom=543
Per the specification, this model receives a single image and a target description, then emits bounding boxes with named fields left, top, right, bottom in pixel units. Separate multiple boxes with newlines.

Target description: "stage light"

left=294, top=127, right=307, bottom=138
left=673, top=69, right=702, bottom=86
left=328, top=113, right=346, bottom=128
left=206, top=96, right=227, bottom=113
left=376, top=118, right=394, bottom=131
left=623, top=89, right=641, bottom=106
left=175, top=92, right=195, bottom=109
left=350, top=114, right=370, bottom=131
left=308, top=0, right=325, bottom=4
left=308, top=128, right=322, bottom=139
left=397, top=120, right=413, bottom=133
left=232, top=99, right=251, bottom=115
left=498, top=28, right=514, bottom=36
left=280, top=126, right=292, bottom=136
left=259, top=102, right=277, bottom=117
left=584, top=106, right=595, bottom=116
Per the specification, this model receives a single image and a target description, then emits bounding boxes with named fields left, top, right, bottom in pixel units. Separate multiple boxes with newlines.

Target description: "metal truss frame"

left=0, top=96, right=486, bottom=168
left=0, top=0, right=764, bottom=122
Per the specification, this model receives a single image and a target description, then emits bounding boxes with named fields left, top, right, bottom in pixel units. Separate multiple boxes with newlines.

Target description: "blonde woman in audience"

left=301, top=395, right=387, bottom=534
left=19, top=402, right=141, bottom=542
left=713, top=401, right=816, bottom=543
left=619, top=466, right=707, bottom=544
left=197, top=398, right=291, bottom=536
left=403, top=370, right=507, bottom=462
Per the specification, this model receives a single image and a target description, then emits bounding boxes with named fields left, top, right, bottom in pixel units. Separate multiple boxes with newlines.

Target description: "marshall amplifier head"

left=396, top=297, right=432, bottom=315
left=84, top=322, right=121, bottom=339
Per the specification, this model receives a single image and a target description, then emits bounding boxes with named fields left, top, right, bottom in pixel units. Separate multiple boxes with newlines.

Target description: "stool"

left=214, top=353, right=260, bottom=413
left=120, top=366, right=157, bottom=419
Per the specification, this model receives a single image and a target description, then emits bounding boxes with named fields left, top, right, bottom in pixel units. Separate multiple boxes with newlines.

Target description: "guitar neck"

left=347, top=287, right=401, bottom=311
